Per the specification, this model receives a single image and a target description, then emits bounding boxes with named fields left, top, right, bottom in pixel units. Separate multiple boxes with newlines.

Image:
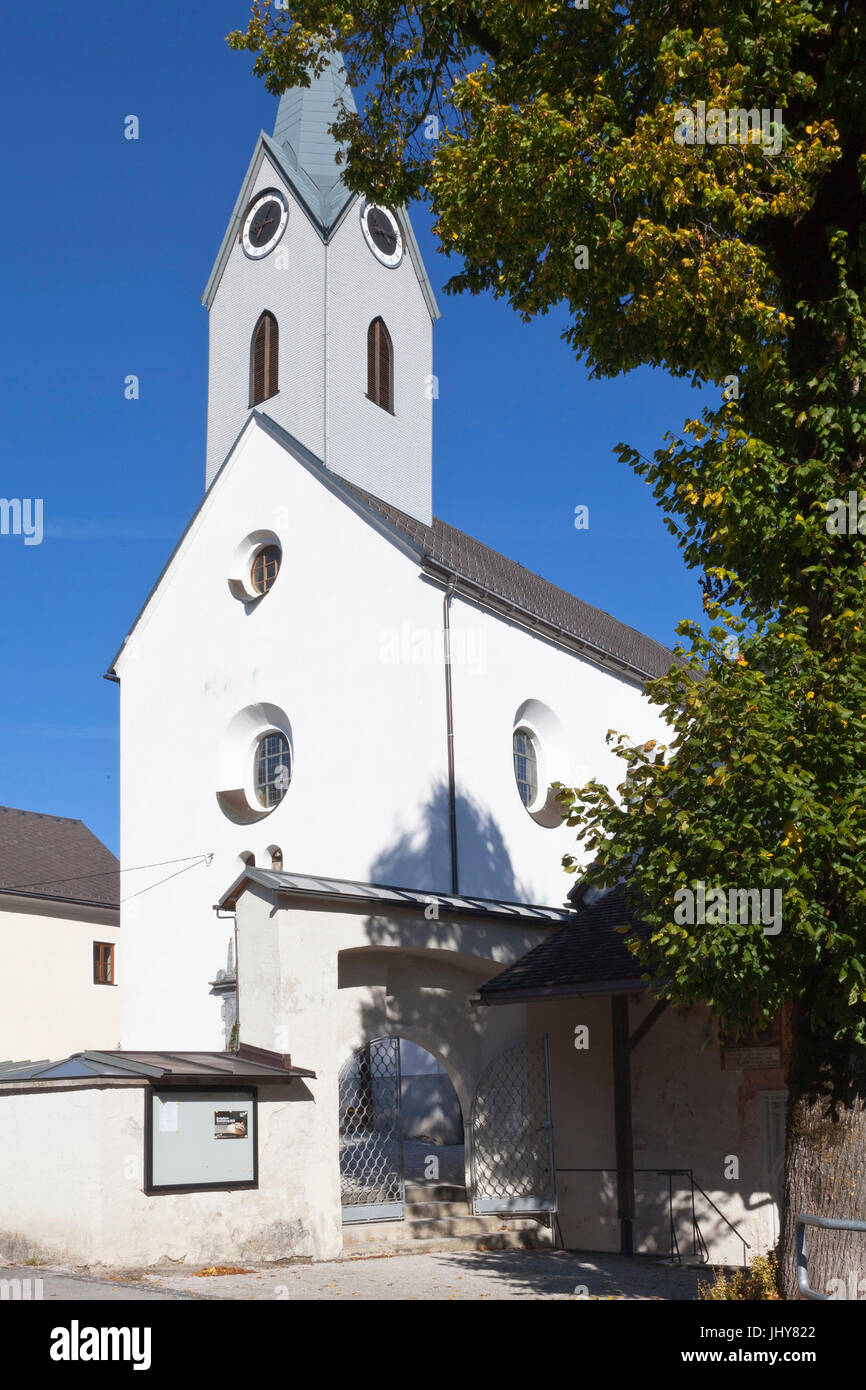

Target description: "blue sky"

left=0, top=1, right=704, bottom=855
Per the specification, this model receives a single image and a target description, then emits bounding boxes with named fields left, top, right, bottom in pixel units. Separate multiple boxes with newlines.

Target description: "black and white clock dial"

left=360, top=201, right=403, bottom=267
left=241, top=191, right=289, bottom=259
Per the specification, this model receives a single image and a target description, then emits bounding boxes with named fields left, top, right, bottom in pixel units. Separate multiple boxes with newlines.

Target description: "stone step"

left=343, top=1213, right=553, bottom=1247
left=342, top=1227, right=554, bottom=1258
left=344, top=1215, right=505, bottom=1245
left=403, top=1182, right=467, bottom=1204
left=404, top=1201, right=471, bottom=1220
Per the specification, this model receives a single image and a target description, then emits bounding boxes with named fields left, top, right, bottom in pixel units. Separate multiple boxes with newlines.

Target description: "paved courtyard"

left=2, top=1251, right=707, bottom=1301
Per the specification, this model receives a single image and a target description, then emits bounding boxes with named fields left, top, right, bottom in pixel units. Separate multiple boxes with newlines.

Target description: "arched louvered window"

left=250, top=311, right=279, bottom=407
left=367, top=317, right=393, bottom=413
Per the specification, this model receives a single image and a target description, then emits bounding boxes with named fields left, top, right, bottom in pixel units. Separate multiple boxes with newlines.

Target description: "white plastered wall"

left=0, top=900, right=121, bottom=1060
left=117, top=417, right=668, bottom=1049
left=0, top=1082, right=338, bottom=1268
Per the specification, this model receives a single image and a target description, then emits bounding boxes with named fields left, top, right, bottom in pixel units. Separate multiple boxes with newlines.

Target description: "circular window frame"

left=217, top=704, right=294, bottom=824
left=512, top=701, right=569, bottom=830
left=228, top=530, right=282, bottom=603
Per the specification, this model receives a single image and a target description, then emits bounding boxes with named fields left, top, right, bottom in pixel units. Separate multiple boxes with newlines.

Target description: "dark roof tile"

left=0, top=806, right=119, bottom=908
left=341, top=482, right=675, bottom=681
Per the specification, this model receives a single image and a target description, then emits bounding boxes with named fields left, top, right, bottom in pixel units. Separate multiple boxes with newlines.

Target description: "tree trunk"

left=780, top=1003, right=866, bottom=1300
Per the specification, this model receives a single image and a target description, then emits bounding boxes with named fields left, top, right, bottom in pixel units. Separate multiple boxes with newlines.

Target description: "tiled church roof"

left=342, top=481, right=676, bottom=682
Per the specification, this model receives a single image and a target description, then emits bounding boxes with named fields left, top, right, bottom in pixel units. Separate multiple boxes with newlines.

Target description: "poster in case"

left=214, top=1109, right=248, bottom=1139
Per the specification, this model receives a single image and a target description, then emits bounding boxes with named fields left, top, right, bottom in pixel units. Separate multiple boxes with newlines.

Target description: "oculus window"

left=513, top=728, right=539, bottom=809
left=254, top=732, right=291, bottom=807
left=251, top=544, right=281, bottom=596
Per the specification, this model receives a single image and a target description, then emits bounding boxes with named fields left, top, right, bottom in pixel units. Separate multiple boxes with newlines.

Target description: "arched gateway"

left=338, top=1035, right=556, bottom=1224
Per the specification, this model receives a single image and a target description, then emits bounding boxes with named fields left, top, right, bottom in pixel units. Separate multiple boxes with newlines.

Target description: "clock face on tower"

left=241, top=190, right=289, bottom=259
left=360, top=201, right=403, bottom=268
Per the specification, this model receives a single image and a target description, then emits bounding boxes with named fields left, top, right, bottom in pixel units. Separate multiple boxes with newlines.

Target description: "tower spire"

left=272, top=51, right=357, bottom=206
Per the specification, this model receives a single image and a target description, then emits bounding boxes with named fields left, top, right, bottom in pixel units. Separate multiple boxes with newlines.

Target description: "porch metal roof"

left=0, top=1049, right=315, bottom=1086
left=219, top=867, right=575, bottom=923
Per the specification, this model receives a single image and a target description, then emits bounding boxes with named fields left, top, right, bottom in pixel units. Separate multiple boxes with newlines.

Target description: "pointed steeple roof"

left=270, top=51, right=357, bottom=228
left=202, top=51, right=439, bottom=318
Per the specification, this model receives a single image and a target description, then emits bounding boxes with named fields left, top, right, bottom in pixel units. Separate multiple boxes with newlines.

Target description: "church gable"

left=110, top=413, right=425, bottom=678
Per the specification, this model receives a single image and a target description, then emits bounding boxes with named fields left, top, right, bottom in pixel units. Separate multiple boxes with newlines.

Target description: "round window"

left=513, top=728, right=539, bottom=808
left=251, top=544, right=281, bottom=596
left=254, top=731, right=291, bottom=807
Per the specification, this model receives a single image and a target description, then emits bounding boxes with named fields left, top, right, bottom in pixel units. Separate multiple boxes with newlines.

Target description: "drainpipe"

left=443, top=579, right=459, bottom=895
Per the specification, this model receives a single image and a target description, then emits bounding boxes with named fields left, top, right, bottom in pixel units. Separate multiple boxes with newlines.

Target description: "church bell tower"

left=201, top=54, right=439, bottom=526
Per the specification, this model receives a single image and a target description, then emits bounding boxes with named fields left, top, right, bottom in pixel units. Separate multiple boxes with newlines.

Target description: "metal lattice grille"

left=470, top=1036, right=556, bottom=1213
left=338, top=1038, right=404, bottom=1216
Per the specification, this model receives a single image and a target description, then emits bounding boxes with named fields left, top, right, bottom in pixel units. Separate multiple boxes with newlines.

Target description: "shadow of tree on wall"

left=370, top=781, right=531, bottom=903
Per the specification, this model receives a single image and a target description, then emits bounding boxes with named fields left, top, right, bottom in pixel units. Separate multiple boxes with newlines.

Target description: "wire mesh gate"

left=470, top=1035, right=557, bottom=1214
left=338, top=1037, right=405, bottom=1223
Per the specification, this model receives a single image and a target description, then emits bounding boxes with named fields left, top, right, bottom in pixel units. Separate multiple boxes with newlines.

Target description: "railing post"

left=796, top=1213, right=866, bottom=1300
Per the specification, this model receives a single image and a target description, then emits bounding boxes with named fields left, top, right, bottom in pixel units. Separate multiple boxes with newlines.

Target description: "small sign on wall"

left=722, top=1045, right=782, bottom=1070
left=720, top=1017, right=782, bottom=1071
left=146, top=1089, right=258, bottom=1193
left=214, top=1110, right=248, bottom=1139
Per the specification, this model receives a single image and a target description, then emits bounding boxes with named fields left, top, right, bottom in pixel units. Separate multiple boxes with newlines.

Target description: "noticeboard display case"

left=145, top=1088, right=258, bottom=1193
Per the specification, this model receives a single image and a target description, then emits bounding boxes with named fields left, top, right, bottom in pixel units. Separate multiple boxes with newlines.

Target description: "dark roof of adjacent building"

left=0, top=806, right=119, bottom=909
left=0, top=1049, right=315, bottom=1087
left=220, top=866, right=574, bottom=923
left=342, top=480, right=676, bottom=682
left=478, top=884, right=651, bottom=1002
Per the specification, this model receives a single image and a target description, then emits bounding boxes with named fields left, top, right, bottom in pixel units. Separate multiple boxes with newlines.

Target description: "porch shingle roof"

left=478, top=884, right=650, bottom=1002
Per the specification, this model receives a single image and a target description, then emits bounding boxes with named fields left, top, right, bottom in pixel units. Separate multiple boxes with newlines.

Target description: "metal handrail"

left=684, top=1172, right=751, bottom=1268
left=796, top=1213, right=866, bottom=1300
left=554, top=1166, right=749, bottom=1265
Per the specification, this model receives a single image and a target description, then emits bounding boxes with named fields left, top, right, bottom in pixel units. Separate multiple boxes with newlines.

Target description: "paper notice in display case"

left=158, top=1100, right=179, bottom=1133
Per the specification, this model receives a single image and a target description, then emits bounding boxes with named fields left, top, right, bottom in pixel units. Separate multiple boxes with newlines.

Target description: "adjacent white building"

left=0, top=806, right=120, bottom=1060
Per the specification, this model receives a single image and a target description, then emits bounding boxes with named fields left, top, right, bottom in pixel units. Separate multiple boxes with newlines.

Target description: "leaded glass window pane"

left=513, top=729, right=538, bottom=808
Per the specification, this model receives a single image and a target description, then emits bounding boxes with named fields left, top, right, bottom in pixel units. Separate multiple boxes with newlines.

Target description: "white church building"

left=0, top=58, right=787, bottom=1273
